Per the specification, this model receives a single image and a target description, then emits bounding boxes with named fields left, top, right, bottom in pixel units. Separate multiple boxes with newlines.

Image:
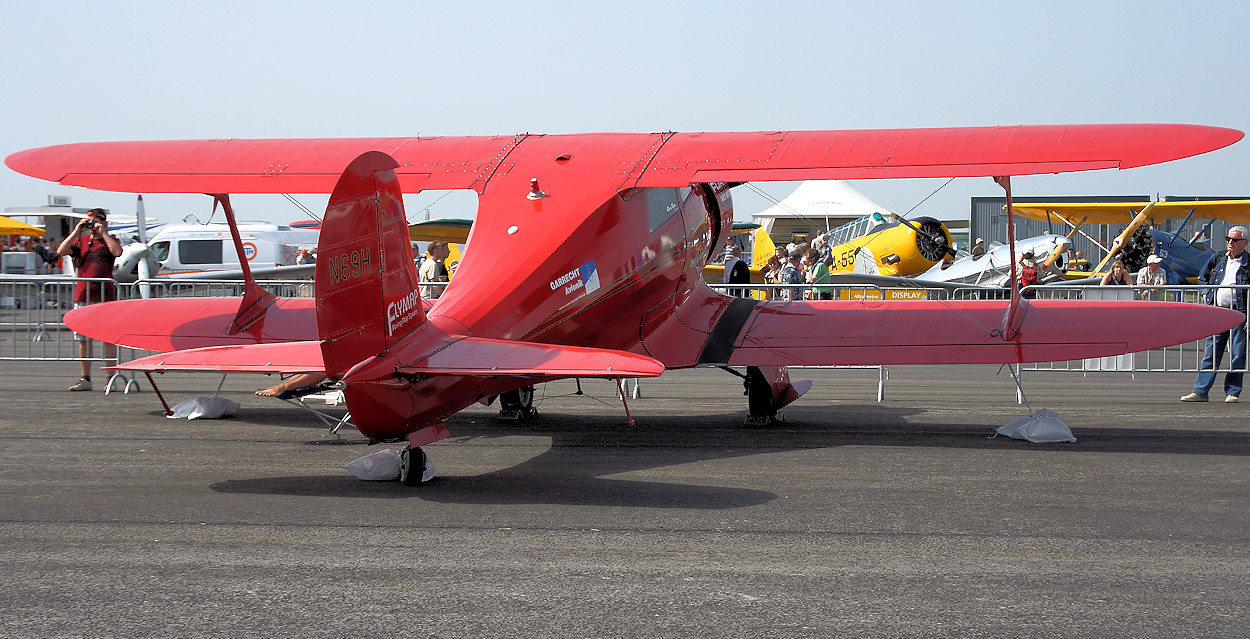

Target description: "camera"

left=84, top=219, right=97, bottom=230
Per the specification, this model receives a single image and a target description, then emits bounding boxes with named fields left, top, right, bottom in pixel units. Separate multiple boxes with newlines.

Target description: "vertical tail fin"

left=752, top=227, right=776, bottom=268
left=315, top=151, right=423, bottom=377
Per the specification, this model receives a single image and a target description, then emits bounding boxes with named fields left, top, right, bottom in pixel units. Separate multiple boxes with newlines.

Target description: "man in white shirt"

left=1136, top=254, right=1168, bottom=301
left=1182, top=226, right=1250, bottom=403
left=419, top=241, right=450, bottom=300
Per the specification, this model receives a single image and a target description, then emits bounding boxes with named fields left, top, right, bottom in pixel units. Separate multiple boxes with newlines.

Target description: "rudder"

left=315, top=151, right=424, bottom=377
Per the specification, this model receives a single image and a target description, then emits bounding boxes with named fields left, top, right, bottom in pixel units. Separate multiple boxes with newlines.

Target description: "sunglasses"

left=1226, top=237, right=1246, bottom=243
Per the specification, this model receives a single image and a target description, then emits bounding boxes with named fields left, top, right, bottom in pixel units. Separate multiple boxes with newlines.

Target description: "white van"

left=117, top=222, right=319, bottom=278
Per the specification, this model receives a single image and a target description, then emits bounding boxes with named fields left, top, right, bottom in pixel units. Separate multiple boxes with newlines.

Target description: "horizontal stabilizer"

left=394, top=337, right=665, bottom=378
left=109, top=341, right=324, bottom=374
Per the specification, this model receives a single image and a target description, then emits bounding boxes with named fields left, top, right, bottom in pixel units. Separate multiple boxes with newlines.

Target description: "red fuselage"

left=342, top=182, right=733, bottom=441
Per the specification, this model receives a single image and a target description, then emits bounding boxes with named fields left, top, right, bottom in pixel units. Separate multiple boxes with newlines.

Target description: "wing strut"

left=210, top=193, right=277, bottom=334
left=995, top=176, right=1020, bottom=300
left=994, top=176, right=1029, bottom=343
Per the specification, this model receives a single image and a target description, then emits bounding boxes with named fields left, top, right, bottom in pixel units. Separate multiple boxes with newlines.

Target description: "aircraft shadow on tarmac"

left=208, top=400, right=1250, bottom=505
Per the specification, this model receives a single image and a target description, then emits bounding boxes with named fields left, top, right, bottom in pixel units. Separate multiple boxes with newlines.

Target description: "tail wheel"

left=399, top=446, right=433, bottom=485
left=743, top=366, right=776, bottom=425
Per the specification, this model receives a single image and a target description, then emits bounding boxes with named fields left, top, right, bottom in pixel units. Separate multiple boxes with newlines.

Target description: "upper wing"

left=1012, top=199, right=1250, bottom=225
left=634, top=125, right=1243, bottom=185
left=7, top=125, right=1241, bottom=194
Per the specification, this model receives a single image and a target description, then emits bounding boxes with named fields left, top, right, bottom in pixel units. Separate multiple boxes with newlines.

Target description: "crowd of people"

left=1011, top=246, right=1170, bottom=300
left=750, top=236, right=837, bottom=302
left=3, top=235, right=61, bottom=274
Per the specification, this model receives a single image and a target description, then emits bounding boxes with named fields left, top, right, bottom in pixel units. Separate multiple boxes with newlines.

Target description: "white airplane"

left=915, top=234, right=1073, bottom=287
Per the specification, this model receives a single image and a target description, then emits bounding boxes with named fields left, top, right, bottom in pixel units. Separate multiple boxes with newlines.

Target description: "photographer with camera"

left=56, top=208, right=122, bottom=391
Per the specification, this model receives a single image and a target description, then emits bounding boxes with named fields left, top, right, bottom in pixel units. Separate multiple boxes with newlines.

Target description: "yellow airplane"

left=823, top=212, right=954, bottom=276
left=1010, top=199, right=1250, bottom=279
left=704, top=213, right=953, bottom=284
left=702, top=223, right=775, bottom=284
left=413, top=213, right=952, bottom=292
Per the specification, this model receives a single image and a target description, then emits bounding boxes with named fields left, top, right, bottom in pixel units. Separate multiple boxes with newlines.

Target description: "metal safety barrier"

left=0, top=277, right=319, bottom=394
left=5, top=276, right=1244, bottom=401
left=707, top=282, right=1250, bottom=401
left=0, top=277, right=114, bottom=362
left=708, top=283, right=900, bottom=401
left=1018, top=284, right=1250, bottom=377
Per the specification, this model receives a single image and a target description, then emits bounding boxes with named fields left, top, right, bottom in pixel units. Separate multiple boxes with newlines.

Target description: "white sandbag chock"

left=166, top=395, right=240, bottom=420
left=343, top=448, right=402, bottom=481
left=996, top=408, right=1077, bottom=443
left=165, top=374, right=238, bottom=420
left=995, top=363, right=1076, bottom=443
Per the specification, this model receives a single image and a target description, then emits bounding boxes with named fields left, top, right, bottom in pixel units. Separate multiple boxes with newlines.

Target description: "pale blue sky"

left=2, top=0, right=1247, bottom=225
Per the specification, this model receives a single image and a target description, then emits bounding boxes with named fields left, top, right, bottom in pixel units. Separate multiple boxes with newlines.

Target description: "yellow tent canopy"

left=0, top=215, right=45, bottom=236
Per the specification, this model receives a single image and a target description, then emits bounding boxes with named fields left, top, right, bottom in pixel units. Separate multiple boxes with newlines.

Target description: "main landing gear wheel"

left=498, top=385, right=538, bottom=421
left=399, top=445, right=434, bottom=486
left=743, top=366, right=780, bottom=426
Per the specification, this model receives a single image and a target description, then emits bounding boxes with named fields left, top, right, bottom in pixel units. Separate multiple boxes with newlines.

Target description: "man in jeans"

left=1182, top=225, right=1250, bottom=403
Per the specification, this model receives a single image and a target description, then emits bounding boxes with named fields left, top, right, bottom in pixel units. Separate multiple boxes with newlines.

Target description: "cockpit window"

left=647, top=188, right=682, bottom=232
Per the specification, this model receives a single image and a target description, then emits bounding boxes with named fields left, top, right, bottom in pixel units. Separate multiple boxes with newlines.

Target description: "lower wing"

left=65, top=297, right=319, bottom=351
left=110, top=336, right=664, bottom=379
left=721, top=298, right=1242, bottom=366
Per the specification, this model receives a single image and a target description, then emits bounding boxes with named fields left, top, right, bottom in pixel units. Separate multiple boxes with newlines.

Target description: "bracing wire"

left=409, top=190, right=456, bottom=224
left=281, top=193, right=319, bottom=221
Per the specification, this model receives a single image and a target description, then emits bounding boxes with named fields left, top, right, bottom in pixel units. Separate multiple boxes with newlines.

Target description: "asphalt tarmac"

left=1, top=361, right=1247, bottom=638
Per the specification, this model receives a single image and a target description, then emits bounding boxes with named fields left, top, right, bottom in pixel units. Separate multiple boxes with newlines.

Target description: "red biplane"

left=6, top=125, right=1244, bottom=484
